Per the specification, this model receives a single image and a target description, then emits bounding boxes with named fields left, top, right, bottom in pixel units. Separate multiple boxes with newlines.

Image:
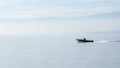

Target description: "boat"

left=76, top=38, right=94, bottom=43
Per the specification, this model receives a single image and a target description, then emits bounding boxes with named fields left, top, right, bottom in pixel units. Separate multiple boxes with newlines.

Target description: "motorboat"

left=76, top=38, right=94, bottom=43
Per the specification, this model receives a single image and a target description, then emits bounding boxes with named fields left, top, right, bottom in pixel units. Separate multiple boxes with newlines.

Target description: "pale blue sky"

left=0, top=0, right=120, bottom=35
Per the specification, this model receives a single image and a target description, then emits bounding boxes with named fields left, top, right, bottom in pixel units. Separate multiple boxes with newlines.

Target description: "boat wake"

left=98, top=40, right=109, bottom=43
left=96, top=40, right=120, bottom=43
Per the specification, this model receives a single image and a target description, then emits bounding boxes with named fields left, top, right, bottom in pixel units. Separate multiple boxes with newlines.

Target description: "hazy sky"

left=0, top=0, right=120, bottom=35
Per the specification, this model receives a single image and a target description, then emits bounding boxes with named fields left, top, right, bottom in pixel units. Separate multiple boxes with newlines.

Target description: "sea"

left=0, top=33, right=120, bottom=68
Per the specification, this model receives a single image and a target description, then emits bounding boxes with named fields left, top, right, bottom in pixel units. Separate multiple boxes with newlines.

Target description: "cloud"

left=0, top=0, right=119, bottom=18
left=0, top=0, right=23, bottom=6
left=0, top=7, right=116, bottom=19
left=0, top=0, right=119, bottom=7
left=64, top=0, right=97, bottom=2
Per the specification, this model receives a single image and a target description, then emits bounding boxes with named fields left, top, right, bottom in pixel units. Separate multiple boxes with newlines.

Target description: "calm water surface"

left=0, top=34, right=120, bottom=68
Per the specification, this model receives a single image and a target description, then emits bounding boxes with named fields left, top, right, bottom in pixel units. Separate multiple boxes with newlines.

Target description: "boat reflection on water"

left=76, top=38, right=94, bottom=43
